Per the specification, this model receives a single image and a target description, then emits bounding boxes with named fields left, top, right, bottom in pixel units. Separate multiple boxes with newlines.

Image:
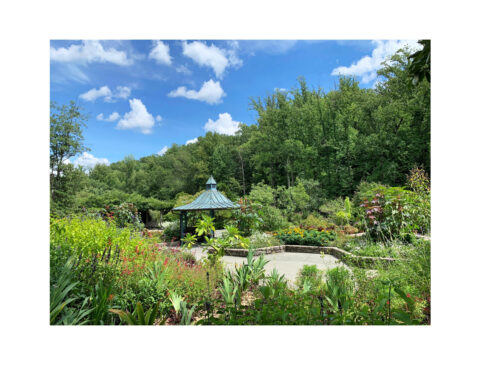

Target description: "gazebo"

left=172, top=176, right=240, bottom=243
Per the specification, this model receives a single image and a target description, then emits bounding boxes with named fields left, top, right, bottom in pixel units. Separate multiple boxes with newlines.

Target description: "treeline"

left=51, top=48, right=430, bottom=216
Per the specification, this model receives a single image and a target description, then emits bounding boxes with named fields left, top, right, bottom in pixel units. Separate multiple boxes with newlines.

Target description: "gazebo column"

left=209, top=209, right=215, bottom=238
left=179, top=211, right=188, bottom=245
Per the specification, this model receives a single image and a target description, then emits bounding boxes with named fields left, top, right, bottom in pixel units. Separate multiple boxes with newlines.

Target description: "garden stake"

left=101, top=246, right=107, bottom=262
left=106, top=245, right=112, bottom=264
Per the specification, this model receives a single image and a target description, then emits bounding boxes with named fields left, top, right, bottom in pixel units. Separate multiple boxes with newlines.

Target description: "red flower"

left=406, top=293, right=411, bottom=298
left=163, top=257, right=169, bottom=266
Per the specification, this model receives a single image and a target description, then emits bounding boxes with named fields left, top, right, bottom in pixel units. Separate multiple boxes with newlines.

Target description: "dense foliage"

left=50, top=215, right=430, bottom=325
left=50, top=48, right=429, bottom=221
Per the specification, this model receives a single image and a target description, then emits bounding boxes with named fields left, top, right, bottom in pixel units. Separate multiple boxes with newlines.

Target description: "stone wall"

left=223, top=244, right=399, bottom=268
left=224, top=245, right=285, bottom=257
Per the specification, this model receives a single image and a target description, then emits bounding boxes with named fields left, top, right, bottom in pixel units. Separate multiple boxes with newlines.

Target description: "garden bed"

left=222, top=245, right=399, bottom=268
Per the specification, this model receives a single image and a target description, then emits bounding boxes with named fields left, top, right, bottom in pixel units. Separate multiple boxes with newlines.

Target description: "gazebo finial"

left=206, top=176, right=217, bottom=190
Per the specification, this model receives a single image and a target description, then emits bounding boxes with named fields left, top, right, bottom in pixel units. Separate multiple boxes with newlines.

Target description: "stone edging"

left=224, top=244, right=399, bottom=268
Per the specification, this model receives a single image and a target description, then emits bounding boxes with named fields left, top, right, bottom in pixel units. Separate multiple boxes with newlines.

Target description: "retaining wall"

left=223, top=244, right=399, bottom=268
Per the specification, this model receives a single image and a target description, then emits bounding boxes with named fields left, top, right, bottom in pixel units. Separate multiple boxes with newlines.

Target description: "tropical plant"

left=50, top=258, right=81, bottom=325
left=110, top=302, right=163, bottom=325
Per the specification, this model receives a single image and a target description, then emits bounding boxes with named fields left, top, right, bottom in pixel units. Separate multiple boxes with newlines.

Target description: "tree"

left=408, top=40, right=430, bottom=85
left=50, top=101, right=89, bottom=213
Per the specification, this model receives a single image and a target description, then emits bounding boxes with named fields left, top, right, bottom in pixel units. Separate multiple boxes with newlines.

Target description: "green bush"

left=301, top=214, right=333, bottom=230
left=296, top=265, right=323, bottom=291
left=319, top=197, right=344, bottom=217
left=162, top=221, right=180, bottom=241
left=258, top=205, right=288, bottom=231
left=276, top=227, right=336, bottom=246
left=232, top=197, right=262, bottom=236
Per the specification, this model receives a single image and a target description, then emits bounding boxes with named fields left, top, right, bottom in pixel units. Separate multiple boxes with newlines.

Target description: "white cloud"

left=117, top=98, right=156, bottom=134
left=182, top=41, right=242, bottom=78
left=156, top=115, right=163, bottom=122
left=80, top=86, right=112, bottom=102
left=114, top=86, right=131, bottom=99
left=79, top=85, right=131, bottom=102
left=157, top=146, right=169, bottom=155
left=186, top=138, right=198, bottom=145
left=149, top=40, right=172, bottom=65
left=239, top=40, right=297, bottom=55
left=168, top=79, right=225, bottom=105
left=73, top=152, right=110, bottom=170
left=50, top=40, right=132, bottom=66
left=97, top=112, right=120, bottom=122
left=331, top=40, right=422, bottom=83
left=176, top=65, right=192, bottom=75
left=204, top=113, right=241, bottom=135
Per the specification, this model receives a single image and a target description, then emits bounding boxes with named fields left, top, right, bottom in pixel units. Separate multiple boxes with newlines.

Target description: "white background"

left=1, top=1, right=489, bottom=378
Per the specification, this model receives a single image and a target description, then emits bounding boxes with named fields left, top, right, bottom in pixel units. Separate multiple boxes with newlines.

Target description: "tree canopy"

left=50, top=48, right=430, bottom=217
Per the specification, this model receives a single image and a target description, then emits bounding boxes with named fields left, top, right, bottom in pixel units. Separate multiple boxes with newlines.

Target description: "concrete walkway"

left=191, top=246, right=349, bottom=284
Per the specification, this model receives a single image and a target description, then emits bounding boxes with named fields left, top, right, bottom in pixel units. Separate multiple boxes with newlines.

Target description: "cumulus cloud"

left=168, top=79, right=225, bottom=105
left=114, top=86, right=131, bottom=99
left=80, top=86, right=112, bottom=102
left=182, top=41, right=242, bottom=78
left=156, top=115, right=163, bottom=122
left=157, top=146, right=169, bottom=155
left=96, top=112, right=120, bottom=122
left=149, top=40, right=172, bottom=65
left=79, top=85, right=131, bottom=102
left=73, top=152, right=110, bottom=170
left=50, top=40, right=133, bottom=66
left=204, top=113, right=240, bottom=135
left=116, top=98, right=156, bottom=134
left=331, top=40, right=422, bottom=83
left=185, top=138, right=198, bottom=145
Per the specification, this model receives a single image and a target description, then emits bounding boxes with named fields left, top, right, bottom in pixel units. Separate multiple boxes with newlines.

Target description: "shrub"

left=296, top=264, right=323, bottom=291
left=109, top=202, right=144, bottom=229
left=232, top=197, right=262, bottom=236
left=358, top=185, right=428, bottom=240
left=248, top=183, right=275, bottom=206
left=301, top=214, right=333, bottom=230
left=258, top=205, right=288, bottom=231
left=162, top=221, right=180, bottom=242
left=319, top=197, right=345, bottom=218
left=276, top=227, right=336, bottom=246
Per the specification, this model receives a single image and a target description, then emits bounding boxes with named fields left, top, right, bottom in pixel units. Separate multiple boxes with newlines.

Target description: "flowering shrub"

left=359, top=186, right=427, bottom=240
left=275, top=227, right=336, bottom=246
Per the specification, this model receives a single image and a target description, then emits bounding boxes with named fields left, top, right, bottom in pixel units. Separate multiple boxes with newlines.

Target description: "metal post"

left=179, top=212, right=186, bottom=246
left=183, top=211, right=188, bottom=238
left=209, top=209, right=215, bottom=238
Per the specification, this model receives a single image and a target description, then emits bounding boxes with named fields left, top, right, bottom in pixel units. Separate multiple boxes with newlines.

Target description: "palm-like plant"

left=219, top=276, right=241, bottom=306
left=50, top=258, right=79, bottom=324
left=109, top=302, right=163, bottom=325
left=168, top=291, right=195, bottom=325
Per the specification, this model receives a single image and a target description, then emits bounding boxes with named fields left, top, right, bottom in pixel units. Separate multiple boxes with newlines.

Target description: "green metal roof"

left=173, top=176, right=240, bottom=211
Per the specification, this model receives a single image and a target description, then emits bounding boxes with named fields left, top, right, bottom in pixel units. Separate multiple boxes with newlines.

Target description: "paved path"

left=191, top=246, right=349, bottom=284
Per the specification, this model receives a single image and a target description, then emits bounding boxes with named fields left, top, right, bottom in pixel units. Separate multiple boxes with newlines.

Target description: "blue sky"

left=50, top=40, right=420, bottom=169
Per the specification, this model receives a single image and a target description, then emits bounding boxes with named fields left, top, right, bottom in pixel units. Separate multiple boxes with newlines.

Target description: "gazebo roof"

left=172, top=176, right=240, bottom=211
